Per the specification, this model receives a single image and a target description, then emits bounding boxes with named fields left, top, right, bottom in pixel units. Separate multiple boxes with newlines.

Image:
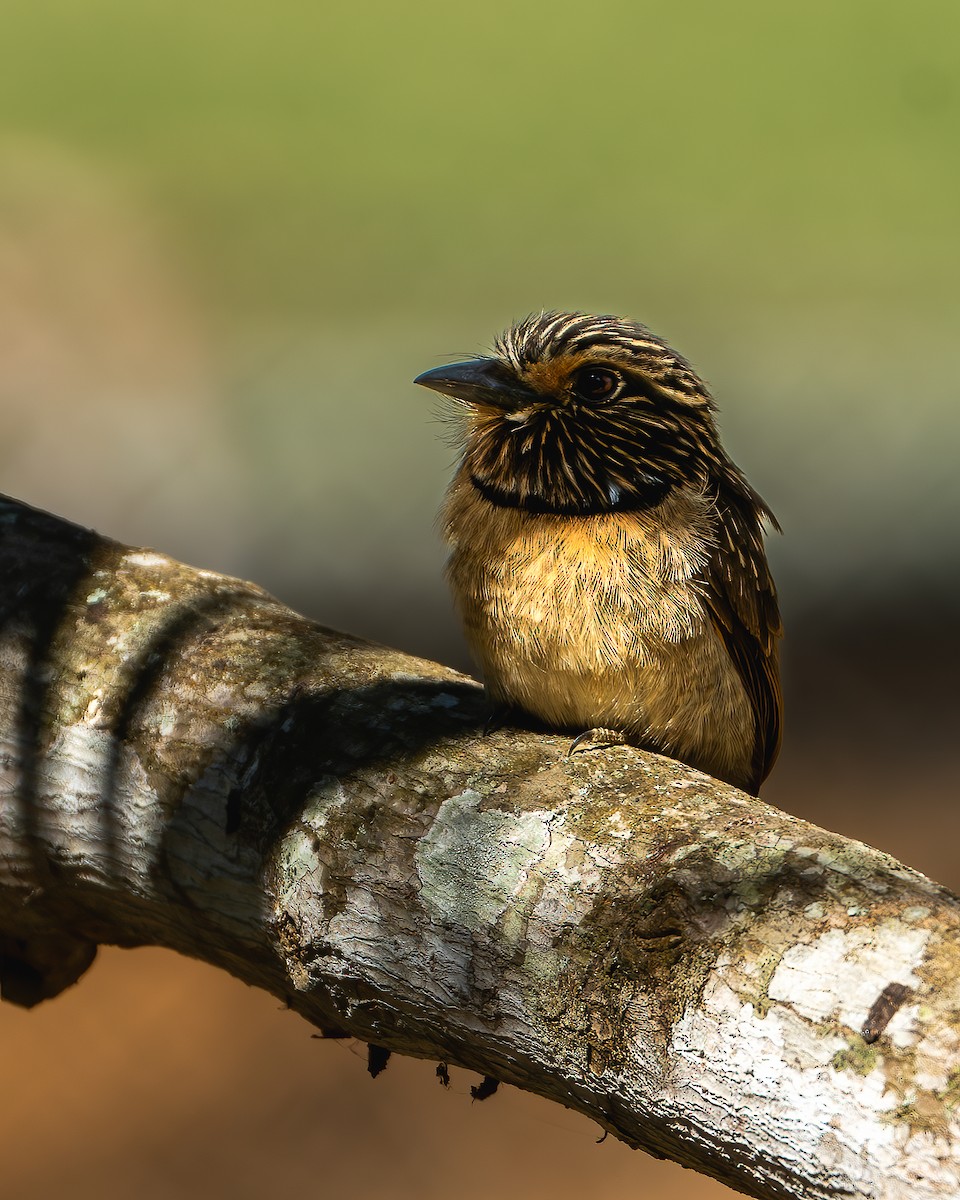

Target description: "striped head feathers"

left=414, top=310, right=769, bottom=520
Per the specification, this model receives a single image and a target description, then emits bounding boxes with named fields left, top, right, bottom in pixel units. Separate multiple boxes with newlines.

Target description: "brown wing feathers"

left=703, top=487, right=783, bottom=792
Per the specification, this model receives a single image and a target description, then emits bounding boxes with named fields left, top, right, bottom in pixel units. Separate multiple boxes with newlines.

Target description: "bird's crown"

left=493, top=310, right=713, bottom=410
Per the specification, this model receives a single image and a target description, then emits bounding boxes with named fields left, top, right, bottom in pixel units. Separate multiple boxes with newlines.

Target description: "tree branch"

left=1, top=494, right=958, bottom=1199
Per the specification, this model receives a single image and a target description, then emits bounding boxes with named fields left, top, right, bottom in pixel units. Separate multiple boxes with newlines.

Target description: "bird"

left=414, top=311, right=782, bottom=795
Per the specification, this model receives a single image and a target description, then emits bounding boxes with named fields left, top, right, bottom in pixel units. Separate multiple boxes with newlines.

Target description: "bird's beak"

left=413, top=358, right=538, bottom=410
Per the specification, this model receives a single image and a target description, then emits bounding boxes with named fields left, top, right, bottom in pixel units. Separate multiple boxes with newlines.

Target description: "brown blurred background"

left=1, top=2, right=958, bottom=1196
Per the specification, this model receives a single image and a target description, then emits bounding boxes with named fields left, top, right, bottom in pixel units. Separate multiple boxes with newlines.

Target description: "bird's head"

left=415, top=311, right=727, bottom=515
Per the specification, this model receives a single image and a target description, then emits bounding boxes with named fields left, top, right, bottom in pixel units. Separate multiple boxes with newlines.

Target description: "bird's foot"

left=483, top=703, right=520, bottom=737
left=568, top=727, right=628, bottom=755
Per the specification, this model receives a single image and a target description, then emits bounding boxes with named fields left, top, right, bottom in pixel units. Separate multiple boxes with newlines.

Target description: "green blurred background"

left=1, top=2, right=957, bottom=1197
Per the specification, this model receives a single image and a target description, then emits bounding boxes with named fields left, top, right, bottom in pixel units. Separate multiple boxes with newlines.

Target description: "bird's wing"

left=701, top=487, right=783, bottom=793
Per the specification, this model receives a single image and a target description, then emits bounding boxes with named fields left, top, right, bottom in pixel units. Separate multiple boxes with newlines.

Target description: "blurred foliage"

left=1, top=0, right=958, bottom=320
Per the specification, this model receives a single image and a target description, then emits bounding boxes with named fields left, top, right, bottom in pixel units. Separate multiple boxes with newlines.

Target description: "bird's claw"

left=568, top=727, right=628, bottom=756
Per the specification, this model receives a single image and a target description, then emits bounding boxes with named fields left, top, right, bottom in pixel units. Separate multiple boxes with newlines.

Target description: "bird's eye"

left=571, top=367, right=622, bottom=403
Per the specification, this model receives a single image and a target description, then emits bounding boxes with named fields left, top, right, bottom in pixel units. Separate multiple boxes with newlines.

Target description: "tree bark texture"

left=0, top=494, right=958, bottom=1199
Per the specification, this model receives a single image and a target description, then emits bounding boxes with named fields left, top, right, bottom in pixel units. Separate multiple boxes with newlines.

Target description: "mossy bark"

left=0, top=494, right=957, bottom=1199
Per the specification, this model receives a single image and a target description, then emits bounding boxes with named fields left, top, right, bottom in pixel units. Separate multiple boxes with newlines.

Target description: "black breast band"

left=470, top=474, right=673, bottom=515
